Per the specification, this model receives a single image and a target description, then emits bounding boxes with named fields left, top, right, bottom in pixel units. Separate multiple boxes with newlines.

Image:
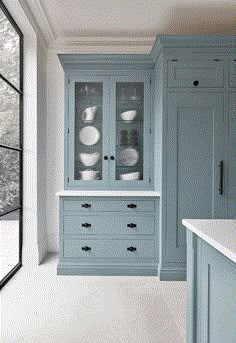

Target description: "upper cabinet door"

left=67, top=77, right=110, bottom=188
left=109, top=75, right=151, bottom=188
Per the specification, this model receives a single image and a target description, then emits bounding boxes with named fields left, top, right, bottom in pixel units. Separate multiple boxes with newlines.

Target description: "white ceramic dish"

left=81, top=106, right=97, bottom=121
left=120, top=172, right=140, bottom=180
left=120, top=148, right=139, bottom=166
left=79, top=126, right=100, bottom=146
left=120, top=110, right=137, bottom=121
left=79, top=170, right=99, bottom=180
left=79, top=152, right=100, bottom=166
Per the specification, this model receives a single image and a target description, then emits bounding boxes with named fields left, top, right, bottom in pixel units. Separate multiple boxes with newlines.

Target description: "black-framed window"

left=0, top=0, right=23, bottom=289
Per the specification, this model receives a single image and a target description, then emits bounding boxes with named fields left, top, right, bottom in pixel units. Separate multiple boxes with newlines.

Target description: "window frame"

left=0, top=0, right=24, bottom=289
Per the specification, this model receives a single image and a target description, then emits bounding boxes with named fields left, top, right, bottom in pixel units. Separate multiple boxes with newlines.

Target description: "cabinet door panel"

left=165, top=93, right=226, bottom=262
left=109, top=75, right=151, bottom=188
left=67, top=77, right=110, bottom=187
left=229, top=60, right=236, bottom=88
left=228, top=93, right=236, bottom=218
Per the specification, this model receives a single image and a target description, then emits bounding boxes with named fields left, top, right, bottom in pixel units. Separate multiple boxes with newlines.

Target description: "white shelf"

left=56, top=190, right=160, bottom=197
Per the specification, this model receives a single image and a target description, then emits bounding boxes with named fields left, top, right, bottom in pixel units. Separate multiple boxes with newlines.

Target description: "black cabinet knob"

left=127, top=204, right=137, bottom=209
left=104, top=156, right=108, bottom=160
left=127, top=223, right=137, bottom=228
left=110, top=156, right=115, bottom=160
left=81, top=203, right=91, bottom=208
left=82, top=246, right=91, bottom=251
left=193, top=80, right=199, bottom=86
left=127, top=247, right=137, bottom=252
left=82, top=223, right=91, bottom=228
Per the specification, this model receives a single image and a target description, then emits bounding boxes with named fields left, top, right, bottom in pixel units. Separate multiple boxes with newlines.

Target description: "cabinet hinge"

left=149, top=128, right=151, bottom=134
left=149, top=177, right=151, bottom=184
left=67, top=177, right=69, bottom=183
left=68, top=128, right=69, bottom=134
left=68, top=79, right=70, bottom=84
left=150, top=77, right=151, bottom=85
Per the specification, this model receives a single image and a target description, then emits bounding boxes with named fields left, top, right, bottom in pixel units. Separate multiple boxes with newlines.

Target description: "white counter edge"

left=182, top=219, right=236, bottom=264
left=56, top=190, right=161, bottom=197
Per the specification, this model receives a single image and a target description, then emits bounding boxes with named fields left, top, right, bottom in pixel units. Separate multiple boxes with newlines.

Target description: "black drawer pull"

left=81, top=203, right=91, bottom=208
left=127, top=247, right=137, bottom=252
left=193, top=80, right=199, bottom=86
left=82, top=223, right=91, bottom=228
left=127, top=204, right=137, bottom=209
left=127, top=223, right=137, bottom=228
left=110, top=155, right=115, bottom=160
left=82, top=246, right=91, bottom=251
left=104, top=155, right=108, bottom=160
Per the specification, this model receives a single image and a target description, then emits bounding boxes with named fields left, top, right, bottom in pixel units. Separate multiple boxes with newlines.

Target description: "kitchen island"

left=182, top=219, right=236, bottom=343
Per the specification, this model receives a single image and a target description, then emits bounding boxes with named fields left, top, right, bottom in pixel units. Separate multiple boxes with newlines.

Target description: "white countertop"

left=182, top=219, right=236, bottom=264
left=56, top=190, right=161, bottom=197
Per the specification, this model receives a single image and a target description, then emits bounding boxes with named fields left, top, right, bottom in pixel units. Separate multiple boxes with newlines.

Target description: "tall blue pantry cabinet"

left=57, top=35, right=235, bottom=278
left=151, top=35, right=236, bottom=280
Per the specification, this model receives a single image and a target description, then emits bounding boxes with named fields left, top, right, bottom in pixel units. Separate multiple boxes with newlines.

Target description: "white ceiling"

left=22, top=0, right=236, bottom=49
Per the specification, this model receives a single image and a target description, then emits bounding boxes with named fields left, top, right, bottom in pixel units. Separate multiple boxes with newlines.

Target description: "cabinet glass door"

left=110, top=77, right=150, bottom=188
left=68, top=78, right=109, bottom=187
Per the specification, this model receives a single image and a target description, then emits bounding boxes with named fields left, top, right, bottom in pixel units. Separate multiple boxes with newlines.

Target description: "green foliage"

left=0, top=8, right=20, bottom=214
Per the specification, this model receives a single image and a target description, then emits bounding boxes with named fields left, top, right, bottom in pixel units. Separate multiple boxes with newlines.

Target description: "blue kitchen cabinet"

left=186, top=231, right=236, bottom=343
left=58, top=54, right=153, bottom=190
left=228, top=93, right=236, bottom=218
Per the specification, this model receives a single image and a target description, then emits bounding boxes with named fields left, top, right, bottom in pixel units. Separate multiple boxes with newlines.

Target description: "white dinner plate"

left=79, top=126, right=100, bottom=146
left=120, top=148, right=139, bottom=166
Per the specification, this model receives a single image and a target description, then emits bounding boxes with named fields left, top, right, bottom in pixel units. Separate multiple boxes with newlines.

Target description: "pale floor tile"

left=1, top=253, right=186, bottom=343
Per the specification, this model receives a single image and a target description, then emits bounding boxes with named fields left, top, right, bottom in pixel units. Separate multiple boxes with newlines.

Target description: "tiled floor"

left=1, top=253, right=186, bottom=343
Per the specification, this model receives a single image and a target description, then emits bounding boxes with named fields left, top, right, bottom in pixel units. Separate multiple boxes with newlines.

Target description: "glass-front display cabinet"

left=66, top=73, right=151, bottom=189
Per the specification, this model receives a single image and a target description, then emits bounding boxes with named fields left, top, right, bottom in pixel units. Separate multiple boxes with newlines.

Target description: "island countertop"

left=182, top=219, right=236, bottom=264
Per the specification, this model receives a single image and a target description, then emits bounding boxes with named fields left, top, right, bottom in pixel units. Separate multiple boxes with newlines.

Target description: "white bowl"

left=79, top=152, right=100, bottom=166
left=120, top=172, right=140, bottom=180
left=79, top=170, right=99, bottom=180
left=81, top=106, right=97, bottom=121
left=120, top=110, right=137, bottom=121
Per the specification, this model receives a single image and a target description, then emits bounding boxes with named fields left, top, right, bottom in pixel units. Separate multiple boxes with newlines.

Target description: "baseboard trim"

left=57, top=264, right=158, bottom=276
left=159, top=268, right=186, bottom=281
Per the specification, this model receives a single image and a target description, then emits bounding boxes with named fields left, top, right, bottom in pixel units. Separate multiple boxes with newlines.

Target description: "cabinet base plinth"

left=57, top=264, right=158, bottom=276
left=159, top=267, right=186, bottom=281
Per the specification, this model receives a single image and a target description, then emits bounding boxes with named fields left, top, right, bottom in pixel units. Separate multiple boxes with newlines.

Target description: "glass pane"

left=0, top=148, right=20, bottom=215
left=74, top=82, right=103, bottom=181
left=0, top=78, right=20, bottom=148
left=0, top=210, right=20, bottom=280
left=0, top=8, right=20, bottom=89
left=115, top=82, right=144, bottom=181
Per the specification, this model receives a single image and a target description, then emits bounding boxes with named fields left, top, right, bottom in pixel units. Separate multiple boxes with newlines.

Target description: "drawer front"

left=229, top=60, right=236, bottom=87
left=167, top=60, right=224, bottom=88
left=63, top=199, right=155, bottom=212
left=63, top=215, right=155, bottom=235
left=63, top=239, right=155, bottom=259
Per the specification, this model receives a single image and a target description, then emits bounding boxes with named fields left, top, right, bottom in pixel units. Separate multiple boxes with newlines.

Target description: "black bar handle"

left=110, top=156, right=115, bottom=160
left=81, top=203, right=91, bottom=208
left=127, top=223, right=137, bottom=228
left=127, top=204, right=137, bottom=209
left=219, top=161, right=224, bottom=195
left=127, top=247, right=137, bottom=252
left=104, top=156, right=108, bottom=160
left=82, top=223, right=91, bottom=228
left=193, top=80, right=199, bottom=86
left=82, top=246, right=91, bottom=251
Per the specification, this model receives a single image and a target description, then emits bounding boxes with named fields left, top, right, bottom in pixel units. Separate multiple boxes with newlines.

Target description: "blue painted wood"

left=228, top=93, right=236, bottom=218
left=186, top=231, right=236, bottom=343
left=63, top=214, right=155, bottom=235
left=165, top=92, right=226, bottom=265
left=63, top=199, right=155, bottom=212
left=229, top=60, right=236, bottom=87
left=167, top=60, right=224, bottom=88
left=63, top=238, right=155, bottom=259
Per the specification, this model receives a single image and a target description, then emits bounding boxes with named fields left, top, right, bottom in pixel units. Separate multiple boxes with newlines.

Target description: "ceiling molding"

left=52, top=36, right=155, bottom=54
left=21, top=0, right=56, bottom=47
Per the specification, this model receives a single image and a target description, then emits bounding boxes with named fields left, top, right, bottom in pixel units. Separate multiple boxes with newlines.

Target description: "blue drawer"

left=63, top=239, right=155, bottom=259
left=168, top=60, right=224, bottom=88
left=63, top=214, right=155, bottom=235
left=63, top=199, right=155, bottom=212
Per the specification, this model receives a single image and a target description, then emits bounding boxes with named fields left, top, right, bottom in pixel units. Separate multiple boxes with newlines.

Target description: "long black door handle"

left=219, top=161, right=224, bottom=195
